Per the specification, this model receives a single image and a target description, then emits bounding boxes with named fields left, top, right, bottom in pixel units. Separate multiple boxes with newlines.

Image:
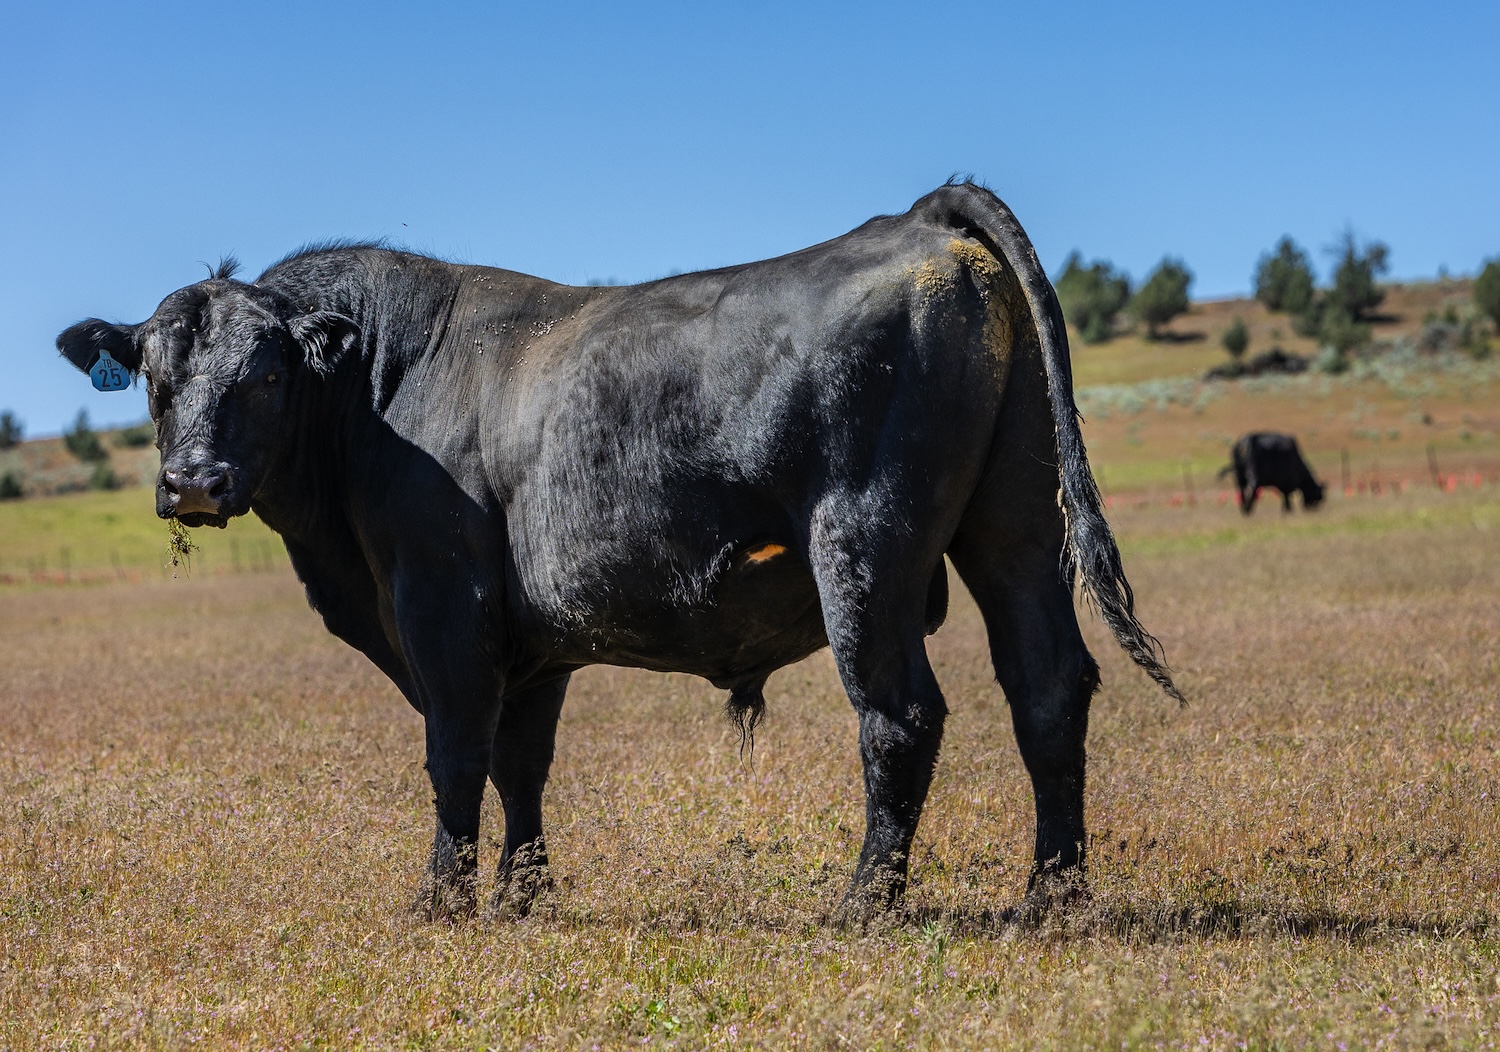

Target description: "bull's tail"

left=1215, top=463, right=1235, bottom=481
left=926, top=181, right=1185, bottom=704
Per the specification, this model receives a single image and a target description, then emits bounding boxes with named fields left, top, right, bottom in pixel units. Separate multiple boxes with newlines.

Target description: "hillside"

left=1, top=275, right=1494, bottom=552
left=1062, top=278, right=1498, bottom=496
left=0, top=427, right=159, bottom=499
left=1069, top=276, right=1477, bottom=388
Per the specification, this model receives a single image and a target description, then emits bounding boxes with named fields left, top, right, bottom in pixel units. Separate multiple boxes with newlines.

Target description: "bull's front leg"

left=394, top=577, right=504, bottom=920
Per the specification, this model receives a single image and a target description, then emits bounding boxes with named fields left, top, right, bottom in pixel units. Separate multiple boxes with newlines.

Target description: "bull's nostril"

left=161, top=465, right=227, bottom=514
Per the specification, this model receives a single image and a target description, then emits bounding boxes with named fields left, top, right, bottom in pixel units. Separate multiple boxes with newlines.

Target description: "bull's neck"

left=249, top=250, right=466, bottom=546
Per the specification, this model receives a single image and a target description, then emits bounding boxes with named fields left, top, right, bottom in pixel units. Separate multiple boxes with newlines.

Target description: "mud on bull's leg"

left=488, top=675, right=569, bottom=919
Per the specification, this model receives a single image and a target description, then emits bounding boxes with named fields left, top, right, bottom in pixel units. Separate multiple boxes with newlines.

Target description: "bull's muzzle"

left=161, top=463, right=231, bottom=517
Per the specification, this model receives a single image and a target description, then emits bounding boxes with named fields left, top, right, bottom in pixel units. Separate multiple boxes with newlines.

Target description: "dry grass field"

left=3, top=474, right=1498, bottom=1048
left=4, top=293, right=1498, bottom=1047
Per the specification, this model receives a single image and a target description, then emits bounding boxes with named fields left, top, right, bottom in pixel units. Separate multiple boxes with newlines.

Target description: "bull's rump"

left=490, top=220, right=1013, bottom=679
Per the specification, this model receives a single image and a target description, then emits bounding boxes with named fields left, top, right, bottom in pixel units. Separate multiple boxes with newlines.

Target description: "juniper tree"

left=1254, top=238, right=1316, bottom=316
left=1325, top=231, right=1389, bottom=323
left=1131, top=258, right=1193, bottom=339
left=1221, top=316, right=1249, bottom=362
left=1474, top=258, right=1500, bottom=329
left=1054, top=252, right=1131, bottom=344
left=63, top=410, right=108, bottom=463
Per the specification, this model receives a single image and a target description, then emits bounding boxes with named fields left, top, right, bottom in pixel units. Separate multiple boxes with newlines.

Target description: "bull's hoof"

left=829, top=865, right=906, bottom=932
left=488, top=863, right=554, bottom=921
left=1018, top=868, right=1089, bottom=925
left=412, top=873, right=479, bottom=922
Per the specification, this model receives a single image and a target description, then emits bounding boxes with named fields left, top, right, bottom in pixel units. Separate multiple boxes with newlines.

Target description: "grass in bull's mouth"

left=166, top=517, right=198, bottom=576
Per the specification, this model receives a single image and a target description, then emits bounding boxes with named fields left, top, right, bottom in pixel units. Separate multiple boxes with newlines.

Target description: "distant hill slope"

left=1069, top=277, right=1477, bottom=388
left=1064, top=273, right=1498, bottom=497
left=0, top=425, right=159, bottom=500
left=1, top=276, right=1491, bottom=514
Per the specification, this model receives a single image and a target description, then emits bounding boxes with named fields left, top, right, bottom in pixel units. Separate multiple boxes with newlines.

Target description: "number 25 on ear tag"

left=90, top=350, right=130, bottom=392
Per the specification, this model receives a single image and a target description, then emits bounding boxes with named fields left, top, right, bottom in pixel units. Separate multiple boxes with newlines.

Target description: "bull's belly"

left=526, top=542, right=829, bottom=688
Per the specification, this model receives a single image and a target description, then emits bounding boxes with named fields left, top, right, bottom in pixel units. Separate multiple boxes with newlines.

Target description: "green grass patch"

left=0, top=486, right=285, bottom=584
left=1114, top=490, right=1498, bottom=559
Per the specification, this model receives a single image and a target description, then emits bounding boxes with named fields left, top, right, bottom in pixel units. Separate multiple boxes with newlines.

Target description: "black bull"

left=59, top=183, right=1181, bottom=922
left=1221, top=431, right=1326, bottom=514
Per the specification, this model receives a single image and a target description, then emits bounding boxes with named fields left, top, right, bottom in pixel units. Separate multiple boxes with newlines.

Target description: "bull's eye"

left=265, top=371, right=279, bottom=386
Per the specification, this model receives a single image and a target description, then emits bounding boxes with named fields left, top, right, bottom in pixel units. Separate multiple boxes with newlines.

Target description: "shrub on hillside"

left=1426, top=291, right=1495, bottom=359
left=64, top=410, right=109, bottom=464
left=1418, top=321, right=1462, bottom=354
left=1475, top=258, right=1500, bottom=329
left=1318, top=307, right=1372, bottom=359
left=1254, top=238, right=1316, bottom=315
left=1203, top=346, right=1307, bottom=381
left=1314, top=345, right=1349, bottom=374
left=0, top=472, right=22, bottom=500
left=1221, top=316, right=1249, bottom=362
left=0, top=410, right=22, bottom=449
left=1324, top=231, right=1389, bottom=323
left=1277, top=234, right=1388, bottom=360
left=112, top=421, right=155, bottom=448
left=1054, top=253, right=1131, bottom=344
left=89, top=462, right=122, bottom=491
left=1130, top=258, right=1193, bottom=339
left=1292, top=299, right=1325, bottom=338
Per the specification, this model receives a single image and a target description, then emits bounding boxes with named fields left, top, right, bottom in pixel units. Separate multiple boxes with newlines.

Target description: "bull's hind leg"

left=810, top=510, right=950, bottom=927
left=948, top=539, right=1098, bottom=905
left=488, top=675, right=569, bottom=918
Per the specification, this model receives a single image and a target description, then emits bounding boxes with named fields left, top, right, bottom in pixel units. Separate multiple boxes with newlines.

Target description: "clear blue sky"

left=3, top=1, right=1496, bottom=435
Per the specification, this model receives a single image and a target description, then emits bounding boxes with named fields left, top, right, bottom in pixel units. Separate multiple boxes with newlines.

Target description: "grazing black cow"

left=1220, top=432, right=1326, bottom=514
left=58, top=183, right=1181, bottom=923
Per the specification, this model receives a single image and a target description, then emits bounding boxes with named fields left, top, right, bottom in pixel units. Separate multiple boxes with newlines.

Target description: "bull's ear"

left=57, top=319, right=142, bottom=375
left=290, top=311, right=360, bottom=376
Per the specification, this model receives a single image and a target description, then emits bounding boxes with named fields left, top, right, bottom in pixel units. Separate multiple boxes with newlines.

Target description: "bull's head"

left=57, top=272, right=358, bottom=527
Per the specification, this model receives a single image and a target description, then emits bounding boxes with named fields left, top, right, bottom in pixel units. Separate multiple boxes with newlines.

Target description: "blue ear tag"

left=90, top=350, right=131, bottom=392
